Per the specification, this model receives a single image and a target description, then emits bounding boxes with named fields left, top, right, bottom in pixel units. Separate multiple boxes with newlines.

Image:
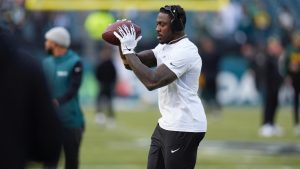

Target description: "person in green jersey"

left=42, top=27, right=84, bottom=169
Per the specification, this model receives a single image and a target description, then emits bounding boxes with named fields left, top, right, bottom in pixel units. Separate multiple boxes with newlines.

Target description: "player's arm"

left=114, top=24, right=176, bottom=90
left=136, top=50, right=157, bottom=68
left=118, top=46, right=131, bottom=69
left=118, top=47, right=157, bottom=69
left=124, top=53, right=177, bottom=91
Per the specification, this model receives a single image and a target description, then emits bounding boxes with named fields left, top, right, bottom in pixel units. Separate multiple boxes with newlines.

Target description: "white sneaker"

left=95, top=113, right=106, bottom=125
left=259, top=124, right=283, bottom=137
left=293, top=124, right=300, bottom=135
left=259, top=124, right=274, bottom=137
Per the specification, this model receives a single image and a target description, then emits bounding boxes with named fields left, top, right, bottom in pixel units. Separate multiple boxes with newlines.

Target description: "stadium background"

left=2, top=0, right=298, bottom=106
left=1, top=0, right=300, bottom=168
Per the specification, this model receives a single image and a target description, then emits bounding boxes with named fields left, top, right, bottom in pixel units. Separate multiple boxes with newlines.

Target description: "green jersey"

left=43, top=50, right=84, bottom=129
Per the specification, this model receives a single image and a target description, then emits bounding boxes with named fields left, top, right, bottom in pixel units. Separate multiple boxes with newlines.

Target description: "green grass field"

left=33, top=105, right=300, bottom=169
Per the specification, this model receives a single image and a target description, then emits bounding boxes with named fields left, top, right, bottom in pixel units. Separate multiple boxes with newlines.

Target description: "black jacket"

left=0, top=31, right=61, bottom=169
left=95, top=59, right=117, bottom=84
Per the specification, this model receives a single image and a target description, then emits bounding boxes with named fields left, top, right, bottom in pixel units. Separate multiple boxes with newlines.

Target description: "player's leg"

left=106, top=84, right=115, bottom=118
left=263, top=86, right=273, bottom=125
left=291, top=77, right=300, bottom=135
left=62, top=127, right=83, bottom=169
left=43, top=147, right=61, bottom=169
left=295, top=85, right=300, bottom=125
left=269, top=85, right=283, bottom=136
left=43, top=156, right=60, bottom=169
left=102, top=84, right=116, bottom=128
left=163, top=130, right=205, bottom=169
left=259, top=85, right=275, bottom=137
left=292, top=77, right=300, bottom=125
left=268, top=85, right=279, bottom=125
left=95, top=89, right=106, bottom=125
left=147, top=124, right=165, bottom=169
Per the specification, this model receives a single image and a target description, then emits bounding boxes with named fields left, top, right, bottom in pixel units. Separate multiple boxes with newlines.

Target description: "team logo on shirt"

left=57, top=71, right=68, bottom=77
left=171, top=147, right=180, bottom=153
left=170, top=62, right=177, bottom=67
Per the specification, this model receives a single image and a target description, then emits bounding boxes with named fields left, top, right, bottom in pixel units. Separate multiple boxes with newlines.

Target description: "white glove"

left=113, top=24, right=142, bottom=55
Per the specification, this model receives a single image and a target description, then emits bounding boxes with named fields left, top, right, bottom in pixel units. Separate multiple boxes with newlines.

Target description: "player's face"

left=45, top=39, right=55, bottom=55
left=156, top=12, right=173, bottom=44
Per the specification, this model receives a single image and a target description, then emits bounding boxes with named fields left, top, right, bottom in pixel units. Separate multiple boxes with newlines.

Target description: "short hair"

left=160, top=5, right=186, bottom=32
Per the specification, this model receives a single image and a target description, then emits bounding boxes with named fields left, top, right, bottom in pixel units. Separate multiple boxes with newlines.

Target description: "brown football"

left=102, top=20, right=141, bottom=45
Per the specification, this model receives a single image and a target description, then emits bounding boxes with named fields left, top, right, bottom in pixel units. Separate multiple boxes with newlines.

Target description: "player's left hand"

left=113, top=24, right=142, bottom=55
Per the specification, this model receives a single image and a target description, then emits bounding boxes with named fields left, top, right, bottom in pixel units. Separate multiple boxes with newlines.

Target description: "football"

left=102, top=20, right=141, bottom=45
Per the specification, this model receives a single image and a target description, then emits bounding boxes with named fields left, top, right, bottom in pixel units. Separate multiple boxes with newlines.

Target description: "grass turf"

left=29, top=105, right=300, bottom=169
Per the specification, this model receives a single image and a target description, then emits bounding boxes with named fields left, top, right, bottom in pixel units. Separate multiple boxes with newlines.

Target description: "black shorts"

left=147, top=124, right=205, bottom=169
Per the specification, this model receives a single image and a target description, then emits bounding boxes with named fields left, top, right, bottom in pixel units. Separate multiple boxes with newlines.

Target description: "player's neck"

left=168, top=33, right=187, bottom=44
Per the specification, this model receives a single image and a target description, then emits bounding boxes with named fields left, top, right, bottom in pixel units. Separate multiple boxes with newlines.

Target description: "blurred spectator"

left=237, top=3, right=254, bottom=43
left=259, top=37, right=284, bottom=137
left=205, top=1, right=242, bottom=40
left=2, top=0, right=300, bottom=109
left=42, top=27, right=85, bottom=169
left=277, top=5, right=295, bottom=48
left=282, top=31, right=300, bottom=135
left=251, top=8, right=272, bottom=47
left=198, top=37, right=221, bottom=115
left=31, top=12, right=51, bottom=47
left=94, top=44, right=117, bottom=128
left=0, top=26, right=61, bottom=169
left=240, top=43, right=257, bottom=72
left=0, top=0, right=26, bottom=32
left=241, top=42, right=266, bottom=95
left=53, top=12, right=72, bottom=29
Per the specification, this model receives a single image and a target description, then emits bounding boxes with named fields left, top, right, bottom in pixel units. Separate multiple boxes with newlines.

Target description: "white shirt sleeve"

left=163, top=51, right=191, bottom=78
left=152, top=44, right=162, bottom=59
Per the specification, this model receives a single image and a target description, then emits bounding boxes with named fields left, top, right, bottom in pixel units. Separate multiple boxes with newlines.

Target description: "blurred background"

left=1, top=0, right=298, bottom=105
left=1, top=0, right=300, bottom=168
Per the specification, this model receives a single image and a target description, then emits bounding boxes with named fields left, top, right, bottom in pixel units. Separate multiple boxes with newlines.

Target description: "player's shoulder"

left=175, top=39, right=199, bottom=55
left=66, top=50, right=82, bottom=65
left=181, top=38, right=197, bottom=48
left=173, top=38, right=197, bottom=52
